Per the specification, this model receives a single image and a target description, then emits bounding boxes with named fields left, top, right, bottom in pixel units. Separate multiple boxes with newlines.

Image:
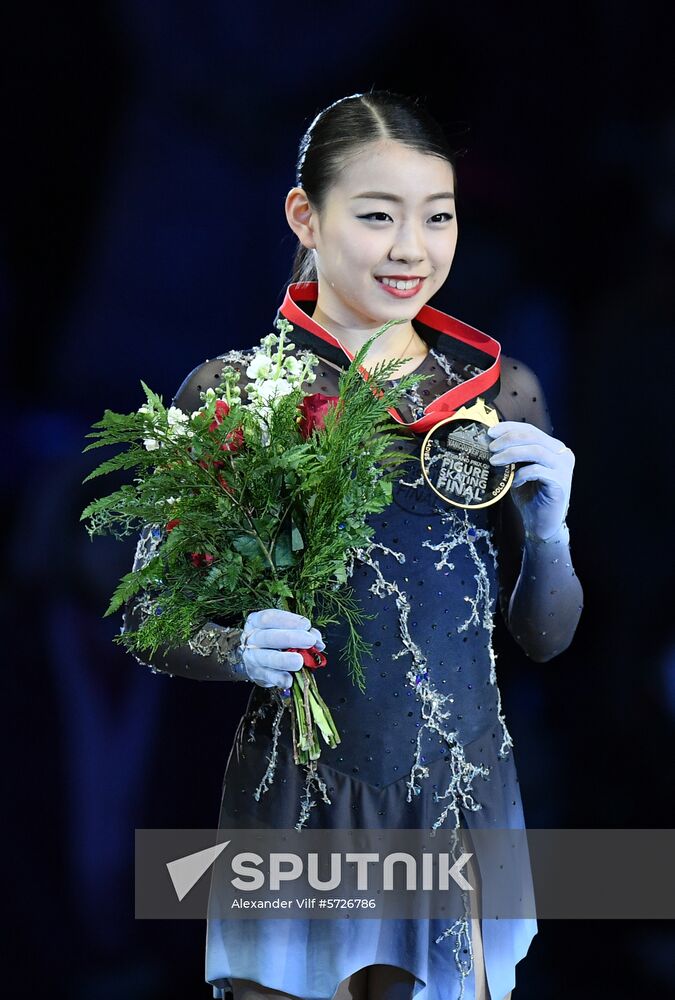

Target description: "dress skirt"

left=206, top=710, right=537, bottom=1000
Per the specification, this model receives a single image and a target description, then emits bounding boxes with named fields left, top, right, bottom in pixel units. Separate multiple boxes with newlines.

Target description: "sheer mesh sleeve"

left=120, top=350, right=255, bottom=681
left=490, top=355, right=583, bottom=662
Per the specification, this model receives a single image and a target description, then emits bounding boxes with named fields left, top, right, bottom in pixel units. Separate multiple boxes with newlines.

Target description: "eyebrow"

left=350, top=191, right=455, bottom=202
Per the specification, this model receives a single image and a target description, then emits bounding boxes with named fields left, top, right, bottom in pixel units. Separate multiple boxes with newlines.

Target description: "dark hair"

left=289, top=89, right=463, bottom=285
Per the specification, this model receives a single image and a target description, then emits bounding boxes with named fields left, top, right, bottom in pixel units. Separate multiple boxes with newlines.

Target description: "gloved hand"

left=238, top=609, right=326, bottom=690
left=487, top=421, right=575, bottom=542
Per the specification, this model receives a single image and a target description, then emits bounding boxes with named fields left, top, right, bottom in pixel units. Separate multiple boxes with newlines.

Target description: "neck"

left=310, top=303, right=422, bottom=364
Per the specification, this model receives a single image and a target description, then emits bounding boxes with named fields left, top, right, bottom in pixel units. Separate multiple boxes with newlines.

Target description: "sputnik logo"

left=167, top=841, right=230, bottom=901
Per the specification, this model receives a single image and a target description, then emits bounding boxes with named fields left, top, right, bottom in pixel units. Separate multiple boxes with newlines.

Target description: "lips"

left=374, top=275, right=427, bottom=297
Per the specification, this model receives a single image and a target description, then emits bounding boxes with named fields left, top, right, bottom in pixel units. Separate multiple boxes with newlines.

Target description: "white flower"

left=137, top=402, right=153, bottom=416
left=143, top=437, right=161, bottom=451
left=243, top=402, right=272, bottom=445
left=256, top=378, right=293, bottom=402
left=246, top=354, right=273, bottom=380
left=165, top=406, right=191, bottom=439
left=167, top=406, right=188, bottom=426
left=274, top=317, right=294, bottom=337
left=283, top=356, right=302, bottom=377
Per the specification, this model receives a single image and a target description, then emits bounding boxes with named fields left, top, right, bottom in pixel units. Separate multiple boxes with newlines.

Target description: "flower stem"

left=277, top=592, right=341, bottom=765
left=273, top=327, right=286, bottom=379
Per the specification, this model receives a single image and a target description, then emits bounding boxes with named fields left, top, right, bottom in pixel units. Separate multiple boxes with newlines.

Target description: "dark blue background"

left=4, top=1, right=674, bottom=997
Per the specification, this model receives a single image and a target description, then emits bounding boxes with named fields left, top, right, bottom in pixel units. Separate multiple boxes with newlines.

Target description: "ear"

left=285, top=186, right=318, bottom=250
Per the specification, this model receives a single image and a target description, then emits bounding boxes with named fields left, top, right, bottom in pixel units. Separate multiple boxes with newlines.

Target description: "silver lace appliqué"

left=123, top=525, right=166, bottom=675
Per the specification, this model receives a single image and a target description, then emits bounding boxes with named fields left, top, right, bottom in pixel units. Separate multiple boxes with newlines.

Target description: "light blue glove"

left=238, top=608, right=326, bottom=691
left=487, top=421, right=575, bottom=542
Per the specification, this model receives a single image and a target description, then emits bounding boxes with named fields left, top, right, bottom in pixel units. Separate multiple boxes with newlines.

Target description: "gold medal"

left=420, top=396, right=514, bottom=509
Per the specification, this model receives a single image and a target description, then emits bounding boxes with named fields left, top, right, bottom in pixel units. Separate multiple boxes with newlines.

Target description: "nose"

left=388, top=220, right=426, bottom=265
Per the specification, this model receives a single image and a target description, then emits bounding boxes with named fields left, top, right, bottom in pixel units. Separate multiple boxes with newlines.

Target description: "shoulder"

left=492, top=354, right=553, bottom=434
left=172, top=348, right=256, bottom=413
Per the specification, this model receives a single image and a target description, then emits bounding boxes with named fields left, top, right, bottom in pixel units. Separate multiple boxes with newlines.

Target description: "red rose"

left=165, top=518, right=181, bottom=532
left=297, top=393, right=340, bottom=440
left=201, top=399, right=244, bottom=454
left=194, top=399, right=245, bottom=464
left=208, top=399, right=230, bottom=431
left=285, top=645, right=327, bottom=670
left=218, top=426, right=245, bottom=453
left=190, top=551, right=215, bottom=568
left=198, top=455, right=226, bottom=471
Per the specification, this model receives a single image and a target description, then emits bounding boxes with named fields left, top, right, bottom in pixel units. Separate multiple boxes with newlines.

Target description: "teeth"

left=379, top=276, right=422, bottom=290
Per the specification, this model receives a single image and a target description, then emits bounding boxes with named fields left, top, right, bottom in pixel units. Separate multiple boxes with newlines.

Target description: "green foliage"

left=81, top=321, right=433, bottom=690
left=104, top=555, right=163, bottom=617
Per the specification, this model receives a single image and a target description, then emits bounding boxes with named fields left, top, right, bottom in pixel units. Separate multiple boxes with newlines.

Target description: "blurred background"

left=3, top=1, right=674, bottom=997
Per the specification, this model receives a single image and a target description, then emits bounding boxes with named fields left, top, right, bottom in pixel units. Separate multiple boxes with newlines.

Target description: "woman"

left=124, top=91, right=583, bottom=999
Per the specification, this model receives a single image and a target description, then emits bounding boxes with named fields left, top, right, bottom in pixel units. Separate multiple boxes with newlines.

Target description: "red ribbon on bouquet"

left=286, top=645, right=328, bottom=670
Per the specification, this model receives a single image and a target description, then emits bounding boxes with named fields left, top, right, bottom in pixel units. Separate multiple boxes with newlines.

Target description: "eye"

left=358, top=212, right=392, bottom=222
left=357, top=212, right=454, bottom=223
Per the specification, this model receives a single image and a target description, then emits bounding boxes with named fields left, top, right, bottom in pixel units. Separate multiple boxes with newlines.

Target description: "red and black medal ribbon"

left=278, top=280, right=502, bottom=434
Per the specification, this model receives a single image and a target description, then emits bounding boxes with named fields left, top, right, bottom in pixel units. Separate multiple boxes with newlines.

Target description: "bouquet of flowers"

left=81, top=316, right=432, bottom=764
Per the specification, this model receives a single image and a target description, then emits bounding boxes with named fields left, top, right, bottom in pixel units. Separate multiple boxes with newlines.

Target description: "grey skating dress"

left=125, top=283, right=582, bottom=1000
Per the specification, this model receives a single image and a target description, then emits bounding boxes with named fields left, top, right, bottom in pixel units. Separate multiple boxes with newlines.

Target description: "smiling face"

left=286, top=138, right=458, bottom=338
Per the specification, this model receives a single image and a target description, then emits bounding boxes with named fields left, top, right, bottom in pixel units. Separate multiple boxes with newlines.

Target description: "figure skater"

left=124, top=90, right=583, bottom=1000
